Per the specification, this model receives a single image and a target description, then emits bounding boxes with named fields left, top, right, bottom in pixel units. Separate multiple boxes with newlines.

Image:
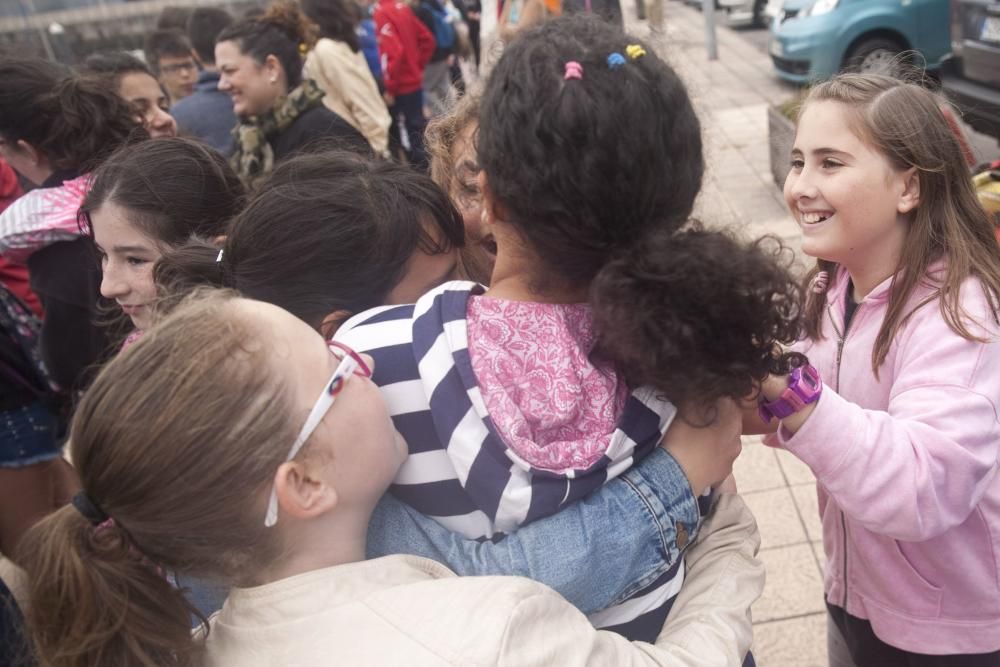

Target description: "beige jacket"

left=200, top=494, right=763, bottom=666
left=304, top=38, right=391, bottom=156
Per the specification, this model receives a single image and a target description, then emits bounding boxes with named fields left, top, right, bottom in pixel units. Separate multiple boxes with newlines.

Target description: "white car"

left=683, top=0, right=781, bottom=28
left=718, top=0, right=782, bottom=26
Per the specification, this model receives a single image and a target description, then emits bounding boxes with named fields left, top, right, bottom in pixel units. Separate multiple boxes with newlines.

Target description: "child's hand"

left=661, top=398, right=743, bottom=495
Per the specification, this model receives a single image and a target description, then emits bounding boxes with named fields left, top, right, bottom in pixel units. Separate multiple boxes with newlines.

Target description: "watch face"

left=801, top=369, right=820, bottom=391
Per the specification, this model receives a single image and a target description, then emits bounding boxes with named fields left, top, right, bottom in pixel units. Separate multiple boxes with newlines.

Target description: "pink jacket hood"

left=769, top=265, right=1000, bottom=654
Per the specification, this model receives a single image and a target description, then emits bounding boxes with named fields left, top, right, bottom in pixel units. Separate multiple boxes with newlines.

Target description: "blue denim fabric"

left=1, top=577, right=32, bottom=666
left=367, top=448, right=699, bottom=614
left=175, top=574, right=228, bottom=626
left=0, top=400, right=60, bottom=468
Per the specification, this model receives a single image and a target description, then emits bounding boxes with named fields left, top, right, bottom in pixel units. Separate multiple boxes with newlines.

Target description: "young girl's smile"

left=91, top=201, right=163, bottom=330
left=784, top=100, right=918, bottom=292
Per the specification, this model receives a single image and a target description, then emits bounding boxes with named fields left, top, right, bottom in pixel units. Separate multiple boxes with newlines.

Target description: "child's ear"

left=320, top=310, right=353, bottom=340
left=273, top=460, right=338, bottom=522
left=897, top=167, right=921, bottom=215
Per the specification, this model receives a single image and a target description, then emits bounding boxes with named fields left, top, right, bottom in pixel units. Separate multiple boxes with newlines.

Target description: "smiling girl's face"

left=784, top=100, right=913, bottom=278
left=91, top=201, right=163, bottom=331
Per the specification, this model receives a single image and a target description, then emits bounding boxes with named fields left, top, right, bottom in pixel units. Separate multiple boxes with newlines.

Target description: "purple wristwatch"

left=758, top=364, right=823, bottom=423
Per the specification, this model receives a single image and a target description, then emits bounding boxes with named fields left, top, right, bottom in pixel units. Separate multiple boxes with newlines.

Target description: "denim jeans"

left=389, top=90, right=428, bottom=170
left=367, top=448, right=700, bottom=614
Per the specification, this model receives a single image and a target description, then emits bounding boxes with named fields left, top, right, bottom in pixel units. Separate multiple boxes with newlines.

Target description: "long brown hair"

left=16, top=291, right=295, bottom=667
left=800, top=73, right=1000, bottom=373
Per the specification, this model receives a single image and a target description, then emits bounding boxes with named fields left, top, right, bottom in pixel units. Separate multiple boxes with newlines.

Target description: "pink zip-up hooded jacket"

left=768, top=265, right=1000, bottom=654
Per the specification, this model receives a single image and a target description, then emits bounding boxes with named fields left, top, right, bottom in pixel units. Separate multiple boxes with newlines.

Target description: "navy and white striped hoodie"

left=337, top=281, right=700, bottom=641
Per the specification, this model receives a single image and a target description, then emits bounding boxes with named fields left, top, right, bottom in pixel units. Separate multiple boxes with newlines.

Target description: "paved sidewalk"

left=622, top=4, right=830, bottom=665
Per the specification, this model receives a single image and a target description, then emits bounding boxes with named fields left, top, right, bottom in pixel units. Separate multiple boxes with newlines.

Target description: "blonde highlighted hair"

left=17, top=290, right=295, bottom=667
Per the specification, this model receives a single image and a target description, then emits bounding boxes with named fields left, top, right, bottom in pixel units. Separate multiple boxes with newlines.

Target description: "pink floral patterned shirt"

left=466, top=295, right=628, bottom=474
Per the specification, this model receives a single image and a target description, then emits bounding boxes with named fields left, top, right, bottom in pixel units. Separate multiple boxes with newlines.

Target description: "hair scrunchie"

left=72, top=492, right=109, bottom=526
left=564, top=61, right=584, bottom=80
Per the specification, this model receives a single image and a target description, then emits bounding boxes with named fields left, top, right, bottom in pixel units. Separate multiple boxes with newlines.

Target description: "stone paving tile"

left=754, top=544, right=827, bottom=622
left=742, top=487, right=809, bottom=550
left=753, top=613, right=829, bottom=667
left=734, top=437, right=786, bottom=494
left=790, top=483, right=823, bottom=543
left=812, top=540, right=828, bottom=574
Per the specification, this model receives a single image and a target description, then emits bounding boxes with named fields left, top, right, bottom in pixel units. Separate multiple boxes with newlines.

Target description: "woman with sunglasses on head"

left=16, top=289, right=761, bottom=666
left=215, top=0, right=370, bottom=183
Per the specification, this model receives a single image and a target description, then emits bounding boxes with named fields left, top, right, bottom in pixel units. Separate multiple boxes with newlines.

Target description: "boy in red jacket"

left=375, top=0, right=436, bottom=168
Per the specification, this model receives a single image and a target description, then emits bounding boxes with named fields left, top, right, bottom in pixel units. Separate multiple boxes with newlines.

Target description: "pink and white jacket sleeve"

left=775, top=292, right=1000, bottom=542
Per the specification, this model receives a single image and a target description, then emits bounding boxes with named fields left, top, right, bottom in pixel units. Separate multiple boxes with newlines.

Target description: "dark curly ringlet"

left=481, top=17, right=804, bottom=418
left=591, top=229, right=806, bottom=421
left=156, top=150, right=464, bottom=332
left=478, top=16, right=703, bottom=288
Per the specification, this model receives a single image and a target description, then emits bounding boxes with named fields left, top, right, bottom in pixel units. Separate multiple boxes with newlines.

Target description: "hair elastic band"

left=94, top=518, right=116, bottom=533
left=564, top=61, right=584, bottom=81
left=607, top=52, right=626, bottom=69
left=811, top=270, right=830, bottom=294
left=72, top=491, right=109, bottom=526
left=625, top=44, right=646, bottom=60
left=216, top=249, right=224, bottom=263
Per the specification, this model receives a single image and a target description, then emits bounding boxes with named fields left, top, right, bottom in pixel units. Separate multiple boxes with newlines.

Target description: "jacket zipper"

left=828, top=300, right=858, bottom=609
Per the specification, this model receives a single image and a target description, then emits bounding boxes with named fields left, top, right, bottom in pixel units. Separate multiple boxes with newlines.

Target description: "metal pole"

left=701, top=0, right=718, bottom=61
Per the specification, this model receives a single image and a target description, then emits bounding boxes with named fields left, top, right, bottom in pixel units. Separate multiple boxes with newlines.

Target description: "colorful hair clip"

left=607, top=52, right=626, bottom=69
left=564, top=61, right=584, bottom=81
left=625, top=44, right=646, bottom=60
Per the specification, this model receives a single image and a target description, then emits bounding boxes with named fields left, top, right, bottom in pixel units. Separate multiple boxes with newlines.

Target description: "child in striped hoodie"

left=338, top=16, right=801, bottom=650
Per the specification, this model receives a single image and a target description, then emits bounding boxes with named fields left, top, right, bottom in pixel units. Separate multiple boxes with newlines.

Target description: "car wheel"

left=844, top=36, right=907, bottom=76
left=752, top=0, right=768, bottom=27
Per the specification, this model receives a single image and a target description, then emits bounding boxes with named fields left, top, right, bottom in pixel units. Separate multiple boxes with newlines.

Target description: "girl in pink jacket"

left=755, top=73, right=1000, bottom=665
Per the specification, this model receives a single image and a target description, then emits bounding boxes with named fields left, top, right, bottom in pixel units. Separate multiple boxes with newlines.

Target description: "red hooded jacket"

left=374, top=0, right=436, bottom=97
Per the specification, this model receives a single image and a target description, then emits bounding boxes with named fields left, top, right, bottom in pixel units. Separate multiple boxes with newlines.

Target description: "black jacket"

left=271, top=106, right=371, bottom=162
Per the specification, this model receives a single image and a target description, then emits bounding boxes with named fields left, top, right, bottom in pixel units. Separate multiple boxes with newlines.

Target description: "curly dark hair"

left=591, top=229, right=806, bottom=417
left=479, top=16, right=703, bottom=289
left=480, top=17, right=804, bottom=414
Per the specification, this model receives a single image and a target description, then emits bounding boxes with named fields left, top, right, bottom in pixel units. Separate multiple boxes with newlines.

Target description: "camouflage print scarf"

left=231, top=79, right=326, bottom=183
